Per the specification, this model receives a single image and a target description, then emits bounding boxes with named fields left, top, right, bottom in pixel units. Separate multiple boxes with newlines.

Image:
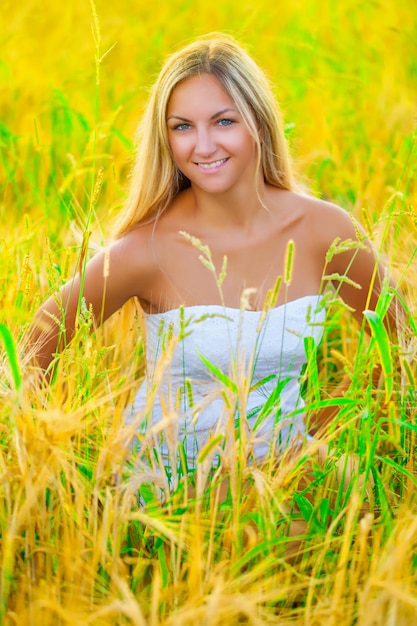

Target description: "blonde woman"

left=29, top=35, right=401, bottom=483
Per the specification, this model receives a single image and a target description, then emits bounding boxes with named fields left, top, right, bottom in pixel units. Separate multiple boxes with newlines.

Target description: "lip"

left=195, top=157, right=229, bottom=172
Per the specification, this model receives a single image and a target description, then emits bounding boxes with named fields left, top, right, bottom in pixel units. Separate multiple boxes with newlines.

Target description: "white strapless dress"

left=127, top=295, right=325, bottom=468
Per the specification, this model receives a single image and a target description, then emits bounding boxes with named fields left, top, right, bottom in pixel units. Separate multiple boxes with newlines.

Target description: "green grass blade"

left=252, top=376, right=292, bottom=428
left=375, top=454, right=417, bottom=486
left=304, top=335, right=320, bottom=404
left=197, top=351, right=239, bottom=393
left=0, top=323, right=21, bottom=391
left=363, top=310, right=393, bottom=402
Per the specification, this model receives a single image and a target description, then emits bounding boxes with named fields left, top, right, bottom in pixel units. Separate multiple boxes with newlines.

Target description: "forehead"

left=167, top=73, right=236, bottom=116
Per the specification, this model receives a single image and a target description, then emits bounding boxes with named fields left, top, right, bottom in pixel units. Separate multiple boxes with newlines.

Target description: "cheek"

left=168, top=135, right=190, bottom=162
left=234, top=135, right=257, bottom=161
left=167, top=139, right=181, bottom=167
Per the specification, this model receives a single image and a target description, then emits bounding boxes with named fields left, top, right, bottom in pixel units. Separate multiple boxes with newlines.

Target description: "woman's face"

left=166, top=73, right=259, bottom=194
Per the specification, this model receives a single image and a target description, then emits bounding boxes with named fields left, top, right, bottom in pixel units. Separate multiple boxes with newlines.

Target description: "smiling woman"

left=28, top=34, right=402, bottom=484
left=166, top=74, right=260, bottom=195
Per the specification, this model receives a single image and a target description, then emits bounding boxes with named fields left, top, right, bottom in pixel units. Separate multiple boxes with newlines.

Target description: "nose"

left=194, top=127, right=216, bottom=158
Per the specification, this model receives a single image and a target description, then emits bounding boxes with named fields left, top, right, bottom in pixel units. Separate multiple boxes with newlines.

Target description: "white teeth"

left=198, top=158, right=227, bottom=169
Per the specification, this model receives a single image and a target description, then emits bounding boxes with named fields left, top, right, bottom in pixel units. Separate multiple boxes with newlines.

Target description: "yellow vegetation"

left=0, top=0, right=416, bottom=623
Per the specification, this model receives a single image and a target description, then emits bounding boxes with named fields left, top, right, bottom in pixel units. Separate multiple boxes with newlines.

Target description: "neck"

left=191, top=175, right=269, bottom=232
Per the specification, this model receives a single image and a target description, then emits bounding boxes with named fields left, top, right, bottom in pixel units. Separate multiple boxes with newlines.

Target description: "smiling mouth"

left=197, top=158, right=228, bottom=169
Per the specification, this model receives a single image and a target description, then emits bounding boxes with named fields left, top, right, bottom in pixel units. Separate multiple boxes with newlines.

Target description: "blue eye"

left=217, top=118, right=233, bottom=126
left=173, top=123, right=191, bottom=131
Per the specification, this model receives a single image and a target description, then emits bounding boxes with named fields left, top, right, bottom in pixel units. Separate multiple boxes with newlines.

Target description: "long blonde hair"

left=114, top=33, right=296, bottom=237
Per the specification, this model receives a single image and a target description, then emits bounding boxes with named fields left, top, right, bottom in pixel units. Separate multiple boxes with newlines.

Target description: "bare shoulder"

left=105, top=223, right=159, bottom=291
left=288, top=192, right=360, bottom=246
left=302, top=194, right=357, bottom=231
left=110, top=224, right=154, bottom=262
left=267, top=189, right=358, bottom=241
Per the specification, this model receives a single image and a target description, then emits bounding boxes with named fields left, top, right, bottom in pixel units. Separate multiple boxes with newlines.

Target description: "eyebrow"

left=167, top=107, right=237, bottom=122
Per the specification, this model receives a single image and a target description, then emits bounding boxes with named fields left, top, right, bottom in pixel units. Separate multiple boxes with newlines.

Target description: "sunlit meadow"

left=1, top=0, right=416, bottom=624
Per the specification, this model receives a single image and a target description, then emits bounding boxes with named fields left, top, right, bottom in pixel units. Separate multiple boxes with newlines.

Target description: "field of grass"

left=1, top=0, right=417, bottom=623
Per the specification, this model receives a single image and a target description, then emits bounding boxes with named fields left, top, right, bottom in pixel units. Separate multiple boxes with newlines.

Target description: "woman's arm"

left=314, top=200, right=403, bottom=337
left=306, top=200, right=406, bottom=435
left=27, top=233, right=151, bottom=372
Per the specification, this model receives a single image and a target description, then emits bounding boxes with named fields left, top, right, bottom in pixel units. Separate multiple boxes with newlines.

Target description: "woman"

left=29, top=34, right=401, bottom=479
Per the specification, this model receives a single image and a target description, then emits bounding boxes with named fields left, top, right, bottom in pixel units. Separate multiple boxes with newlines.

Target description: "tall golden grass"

left=1, top=0, right=416, bottom=623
